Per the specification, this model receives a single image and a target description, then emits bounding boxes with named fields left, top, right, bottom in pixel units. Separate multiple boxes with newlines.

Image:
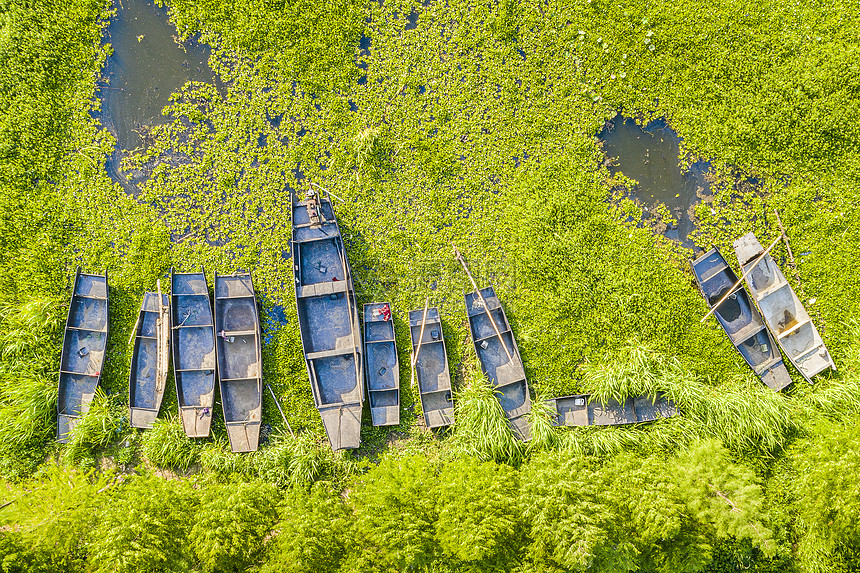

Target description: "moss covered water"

left=2, top=0, right=860, bottom=569
left=99, top=0, right=216, bottom=191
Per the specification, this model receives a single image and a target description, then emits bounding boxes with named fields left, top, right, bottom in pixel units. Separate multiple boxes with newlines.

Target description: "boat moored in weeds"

left=691, top=247, right=793, bottom=391
left=215, top=272, right=263, bottom=452
left=733, top=232, right=835, bottom=382
left=170, top=268, right=216, bottom=438
left=292, top=189, right=364, bottom=451
left=364, top=303, right=400, bottom=426
left=58, top=267, right=109, bottom=442
left=409, top=307, right=454, bottom=428
left=546, top=393, right=677, bottom=426
left=129, top=288, right=170, bottom=428
left=465, top=286, right=532, bottom=441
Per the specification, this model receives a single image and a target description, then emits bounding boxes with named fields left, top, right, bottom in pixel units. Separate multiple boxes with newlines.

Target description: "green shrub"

left=189, top=480, right=279, bottom=572
left=0, top=464, right=111, bottom=571
left=350, top=456, right=439, bottom=570
left=435, top=457, right=522, bottom=566
left=674, top=439, right=776, bottom=557
left=87, top=474, right=197, bottom=573
left=262, top=482, right=353, bottom=573
left=519, top=453, right=633, bottom=572
left=791, top=416, right=860, bottom=572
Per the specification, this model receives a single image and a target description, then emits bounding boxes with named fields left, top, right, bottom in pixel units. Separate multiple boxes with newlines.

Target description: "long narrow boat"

left=691, top=248, right=793, bottom=391
left=291, top=189, right=364, bottom=451
left=128, top=290, right=170, bottom=428
left=364, top=303, right=399, bottom=426
left=214, top=272, right=263, bottom=452
left=734, top=232, right=835, bottom=382
left=408, top=307, right=454, bottom=428
left=546, top=393, right=677, bottom=427
left=170, top=268, right=216, bottom=437
left=464, top=286, right=531, bottom=441
left=58, top=267, right=109, bottom=442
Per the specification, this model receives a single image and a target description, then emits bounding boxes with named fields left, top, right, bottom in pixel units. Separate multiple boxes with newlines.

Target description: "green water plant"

left=452, top=366, right=524, bottom=465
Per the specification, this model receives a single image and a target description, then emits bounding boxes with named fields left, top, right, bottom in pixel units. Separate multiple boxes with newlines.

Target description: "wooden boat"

left=691, top=248, right=793, bottom=391
left=214, top=272, right=263, bottom=452
left=546, top=393, right=677, bottom=427
left=58, top=267, right=109, bottom=442
left=408, top=307, right=454, bottom=428
left=291, top=189, right=364, bottom=451
left=170, top=268, right=216, bottom=438
left=734, top=232, right=836, bottom=382
left=465, top=287, right=531, bottom=441
left=128, top=290, right=170, bottom=428
left=363, top=303, right=399, bottom=426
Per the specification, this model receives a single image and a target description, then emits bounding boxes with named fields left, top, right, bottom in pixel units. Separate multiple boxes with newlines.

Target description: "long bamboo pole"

left=452, top=245, right=514, bottom=363
left=410, top=298, right=430, bottom=389
left=700, top=235, right=782, bottom=323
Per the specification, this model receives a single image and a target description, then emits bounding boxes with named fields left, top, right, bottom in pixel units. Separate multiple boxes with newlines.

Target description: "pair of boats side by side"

left=58, top=268, right=263, bottom=453
left=691, top=233, right=836, bottom=391
left=293, top=191, right=678, bottom=451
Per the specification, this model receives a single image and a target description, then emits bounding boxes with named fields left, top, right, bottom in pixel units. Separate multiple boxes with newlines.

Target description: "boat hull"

left=409, top=308, right=454, bottom=428
left=215, top=273, right=263, bottom=453
left=691, top=247, right=793, bottom=391
left=292, top=193, right=364, bottom=451
left=733, top=233, right=835, bottom=382
left=57, top=268, right=109, bottom=442
left=465, top=287, right=531, bottom=441
left=364, top=303, right=400, bottom=426
left=547, top=393, right=678, bottom=427
left=170, top=269, right=216, bottom=438
left=129, top=291, right=170, bottom=428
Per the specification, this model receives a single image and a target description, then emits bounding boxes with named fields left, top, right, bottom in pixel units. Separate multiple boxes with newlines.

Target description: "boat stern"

left=733, top=232, right=764, bottom=265
left=179, top=406, right=212, bottom=438
left=761, top=362, right=793, bottom=391
left=129, top=407, right=159, bottom=429
left=57, top=414, right=80, bottom=443
left=508, top=414, right=532, bottom=441
left=226, top=421, right=261, bottom=453
left=320, top=403, right=363, bottom=450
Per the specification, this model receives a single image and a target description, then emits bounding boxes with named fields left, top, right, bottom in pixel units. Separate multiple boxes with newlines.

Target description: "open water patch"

left=599, top=115, right=712, bottom=247
left=98, top=0, right=217, bottom=193
left=262, top=303, right=289, bottom=345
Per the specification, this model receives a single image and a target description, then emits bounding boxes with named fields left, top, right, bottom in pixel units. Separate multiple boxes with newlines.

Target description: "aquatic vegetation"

left=2, top=0, right=860, bottom=568
left=451, top=366, right=524, bottom=465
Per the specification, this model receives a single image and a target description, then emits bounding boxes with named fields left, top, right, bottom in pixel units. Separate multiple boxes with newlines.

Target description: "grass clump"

left=62, top=390, right=128, bottom=467
left=141, top=416, right=201, bottom=472
left=0, top=296, right=64, bottom=478
left=581, top=342, right=796, bottom=456
left=452, top=365, right=524, bottom=465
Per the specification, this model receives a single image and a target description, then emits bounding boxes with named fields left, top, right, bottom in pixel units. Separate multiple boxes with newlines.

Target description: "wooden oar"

left=700, top=235, right=782, bottom=323
left=410, top=297, right=430, bottom=389
left=452, top=245, right=514, bottom=363
left=266, top=383, right=294, bottom=437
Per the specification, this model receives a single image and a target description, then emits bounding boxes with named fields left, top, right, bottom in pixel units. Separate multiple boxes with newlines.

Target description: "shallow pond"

left=98, top=0, right=216, bottom=191
left=599, top=115, right=711, bottom=246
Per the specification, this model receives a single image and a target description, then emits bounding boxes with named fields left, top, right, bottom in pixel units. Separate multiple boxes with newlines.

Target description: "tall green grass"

left=579, top=342, right=796, bottom=457
left=0, top=297, right=63, bottom=478
left=195, top=430, right=332, bottom=487
left=452, top=365, right=524, bottom=465
left=141, top=416, right=201, bottom=472
left=62, top=389, right=128, bottom=467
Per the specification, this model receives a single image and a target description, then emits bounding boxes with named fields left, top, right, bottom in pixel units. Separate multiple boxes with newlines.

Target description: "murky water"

left=98, top=0, right=216, bottom=191
left=599, top=115, right=711, bottom=246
